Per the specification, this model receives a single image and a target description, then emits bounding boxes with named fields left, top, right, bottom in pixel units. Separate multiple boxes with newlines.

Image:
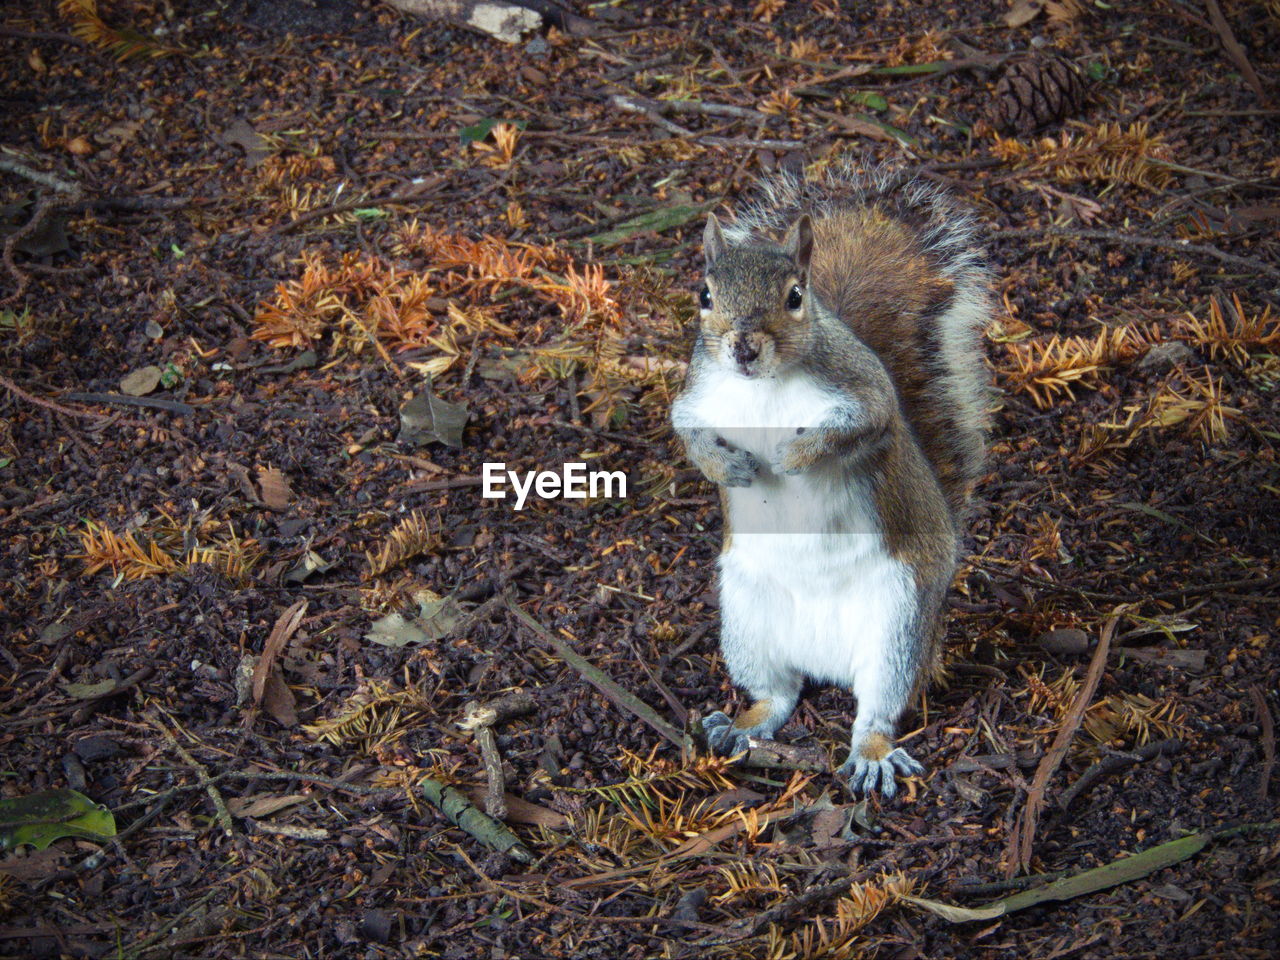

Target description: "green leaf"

left=1087, top=61, right=1108, bottom=81
left=869, top=62, right=952, bottom=76
left=847, top=91, right=888, bottom=112
left=459, top=117, right=527, bottom=146
left=852, top=113, right=918, bottom=147
left=902, top=832, right=1211, bottom=922
left=354, top=208, right=388, bottom=220
left=0, top=789, right=117, bottom=852
left=588, top=202, right=717, bottom=248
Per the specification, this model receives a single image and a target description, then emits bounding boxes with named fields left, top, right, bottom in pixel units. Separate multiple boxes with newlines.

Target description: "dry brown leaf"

left=1005, top=0, right=1044, bottom=28
left=463, top=788, right=569, bottom=828
left=227, top=793, right=310, bottom=819
left=252, top=600, right=307, bottom=708
left=261, top=672, right=299, bottom=727
left=257, top=465, right=292, bottom=511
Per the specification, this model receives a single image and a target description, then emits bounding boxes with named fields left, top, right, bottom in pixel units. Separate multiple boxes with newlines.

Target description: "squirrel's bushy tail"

left=722, top=161, right=991, bottom=517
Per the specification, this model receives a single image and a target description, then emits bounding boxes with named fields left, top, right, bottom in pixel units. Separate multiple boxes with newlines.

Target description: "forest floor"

left=1, top=1, right=1279, bottom=957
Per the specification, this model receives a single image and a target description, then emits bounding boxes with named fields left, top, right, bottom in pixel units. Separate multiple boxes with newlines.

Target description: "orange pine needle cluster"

left=1148, top=368, right=1239, bottom=442
left=1002, top=325, right=1149, bottom=407
left=252, top=250, right=439, bottom=352
left=991, top=122, right=1172, bottom=190
left=58, top=0, right=181, bottom=61
left=78, top=521, right=262, bottom=582
left=1176, top=294, right=1279, bottom=366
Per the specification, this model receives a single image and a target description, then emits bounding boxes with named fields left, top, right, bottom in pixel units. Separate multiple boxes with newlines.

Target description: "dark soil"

left=1, top=1, right=1278, bottom=958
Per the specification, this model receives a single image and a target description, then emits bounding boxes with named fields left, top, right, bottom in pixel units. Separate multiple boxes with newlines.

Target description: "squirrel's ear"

left=703, top=214, right=726, bottom=266
left=785, top=214, right=814, bottom=277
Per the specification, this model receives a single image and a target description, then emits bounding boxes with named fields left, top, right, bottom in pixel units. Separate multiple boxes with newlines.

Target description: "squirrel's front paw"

left=701, top=446, right=758, bottom=488
left=838, top=737, right=925, bottom=800
left=772, top=432, right=819, bottom=476
left=702, top=711, right=753, bottom=757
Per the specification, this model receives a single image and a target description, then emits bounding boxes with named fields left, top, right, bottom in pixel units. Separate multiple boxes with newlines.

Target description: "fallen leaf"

left=60, top=679, right=118, bottom=699
left=0, top=789, right=116, bottom=852
left=221, top=117, right=272, bottom=168
left=0, top=202, right=71, bottom=258
left=903, top=832, right=1211, bottom=922
left=96, top=120, right=143, bottom=147
left=252, top=601, right=307, bottom=707
left=398, top=389, right=470, bottom=448
left=365, top=591, right=462, bottom=647
left=284, top=550, right=335, bottom=584
left=227, top=794, right=309, bottom=819
left=120, top=365, right=163, bottom=397
left=65, top=136, right=93, bottom=156
left=459, top=116, right=528, bottom=145
left=1005, top=0, right=1045, bottom=28
left=587, top=202, right=716, bottom=247
left=462, top=789, right=569, bottom=827
left=257, top=465, right=292, bottom=511
left=261, top=670, right=298, bottom=727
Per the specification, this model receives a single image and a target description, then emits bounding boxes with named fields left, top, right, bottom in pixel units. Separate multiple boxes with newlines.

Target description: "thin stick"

left=1250, top=686, right=1275, bottom=802
left=0, top=157, right=78, bottom=193
left=1007, top=613, right=1119, bottom=876
left=1203, top=0, right=1269, bottom=104
left=0, top=373, right=112, bottom=421
left=1058, top=738, right=1181, bottom=811
left=65, top=392, right=197, bottom=416
left=505, top=596, right=684, bottom=747
left=158, top=724, right=235, bottom=837
left=994, top=227, right=1280, bottom=283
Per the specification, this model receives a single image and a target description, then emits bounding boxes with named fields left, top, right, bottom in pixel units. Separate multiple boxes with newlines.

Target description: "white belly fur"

left=685, top=366, right=916, bottom=690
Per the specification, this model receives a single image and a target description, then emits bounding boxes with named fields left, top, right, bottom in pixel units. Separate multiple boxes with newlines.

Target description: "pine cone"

left=986, top=56, right=1087, bottom=134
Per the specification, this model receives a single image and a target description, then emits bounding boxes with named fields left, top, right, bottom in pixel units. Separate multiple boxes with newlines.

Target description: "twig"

left=65, top=392, right=197, bottom=416
left=1007, top=612, right=1120, bottom=877
left=399, top=475, right=485, bottom=493
left=700, top=135, right=807, bottom=151
left=609, top=94, right=696, bottom=137
left=1203, top=0, right=1269, bottom=104
left=458, top=694, right=535, bottom=820
left=702, top=870, right=867, bottom=945
left=0, top=157, right=79, bottom=193
left=1058, top=738, right=1182, bottom=812
left=1250, top=687, right=1275, bottom=802
left=505, top=595, right=684, bottom=747
left=994, top=227, right=1280, bottom=284
left=613, top=94, right=777, bottom=124
left=948, top=869, right=1069, bottom=898
left=0, top=373, right=111, bottom=421
left=739, top=738, right=828, bottom=773
left=267, top=185, right=446, bottom=236
left=420, top=775, right=533, bottom=862
left=158, top=723, right=235, bottom=837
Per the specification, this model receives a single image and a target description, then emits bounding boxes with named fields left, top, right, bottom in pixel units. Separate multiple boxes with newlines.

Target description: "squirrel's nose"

left=732, top=336, right=760, bottom=364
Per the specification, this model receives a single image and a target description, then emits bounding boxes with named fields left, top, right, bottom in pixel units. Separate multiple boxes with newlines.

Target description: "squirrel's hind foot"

left=703, top=710, right=781, bottom=758
left=838, top=745, right=925, bottom=800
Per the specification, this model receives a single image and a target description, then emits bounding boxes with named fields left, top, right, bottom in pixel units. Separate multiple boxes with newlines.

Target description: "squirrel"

left=670, top=163, right=990, bottom=798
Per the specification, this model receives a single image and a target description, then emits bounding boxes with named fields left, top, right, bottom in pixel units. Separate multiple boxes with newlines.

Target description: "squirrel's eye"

left=786, top=285, right=803, bottom=311
left=699, top=286, right=712, bottom=310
